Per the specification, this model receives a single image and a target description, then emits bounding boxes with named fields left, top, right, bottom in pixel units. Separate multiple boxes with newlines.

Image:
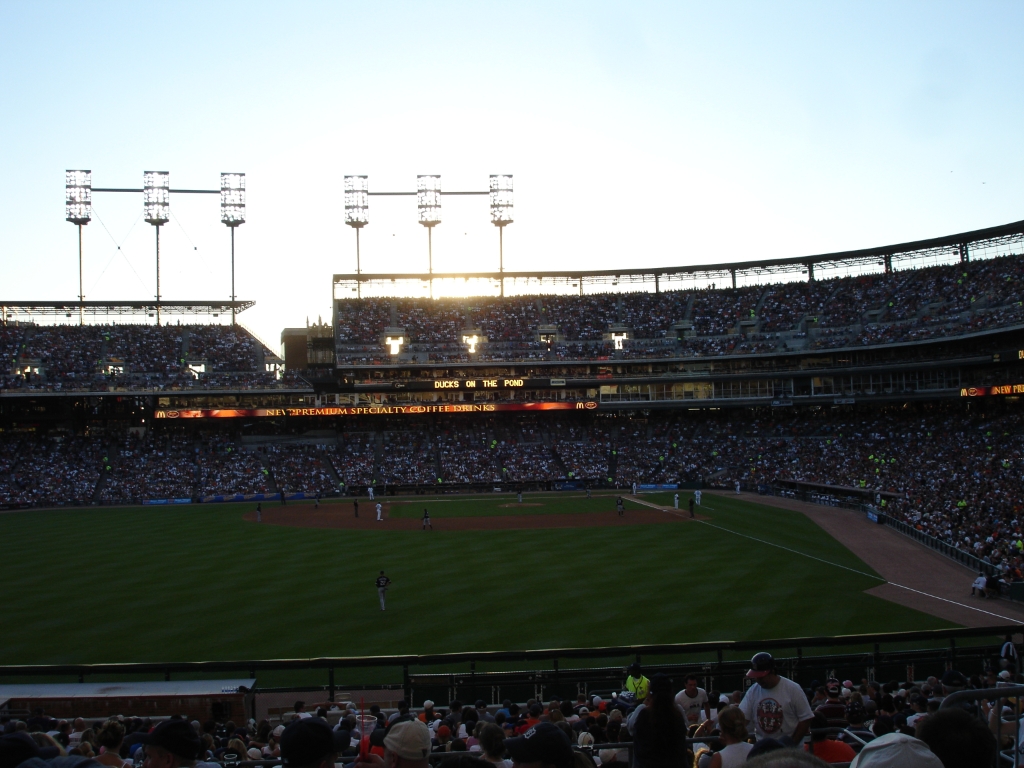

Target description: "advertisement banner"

left=155, top=402, right=599, bottom=419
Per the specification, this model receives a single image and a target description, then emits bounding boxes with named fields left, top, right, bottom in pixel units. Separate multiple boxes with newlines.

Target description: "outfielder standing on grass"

left=422, top=508, right=432, bottom=530
left=616, top=496, right=625, bottom=516
left=695, top=488, right=702, bottom=506
left=376, top=571, right=391, bottom=610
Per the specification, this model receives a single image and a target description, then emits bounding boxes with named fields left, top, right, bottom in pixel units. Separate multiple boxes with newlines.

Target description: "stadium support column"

left=490, top=175, right=513, bottom=299
left=143, top=171, right=170, bottom=326
left=884, top=254, right=892, bottom=274
left=230, top=227, right=236, bottom=324
left=960, top=242, right=970, bottom=264
left=344, top=176, right=369, bottom=299
left=417, top=175, right=442, bottom=300
left=155, top=227, right=161, bottom=325
left=78, top=224, right=85, bottom=325
left=220, top=173, right=246, bottom=325
left=730, top=268, right=737, bottom=289
left=65, top=170, right=92, bottom=326
left=807, top=262, right=815, bottom=282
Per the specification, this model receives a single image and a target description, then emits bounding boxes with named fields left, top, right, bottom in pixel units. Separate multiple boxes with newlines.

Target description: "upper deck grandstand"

left=329, top=217, right=1024, bottom=367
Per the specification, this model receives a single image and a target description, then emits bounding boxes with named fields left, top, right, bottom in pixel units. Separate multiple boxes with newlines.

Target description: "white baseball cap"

left=850, top=732, right=943, bottom=768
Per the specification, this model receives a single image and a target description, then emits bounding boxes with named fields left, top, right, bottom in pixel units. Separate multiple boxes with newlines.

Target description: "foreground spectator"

left=848, top=732, right=943, bottom=767
left=140, top=720, right=201, bottom=768
left=631, top=674, right=688, bottom=768
left=503, top=722, right=572, bottom=768
left=740, top=653, right=814, bottom=746
left=915, top=707, right=997, bottom=768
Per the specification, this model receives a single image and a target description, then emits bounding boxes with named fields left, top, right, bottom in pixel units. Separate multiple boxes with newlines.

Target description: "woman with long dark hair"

left=631, top=674, right=688, bottom=768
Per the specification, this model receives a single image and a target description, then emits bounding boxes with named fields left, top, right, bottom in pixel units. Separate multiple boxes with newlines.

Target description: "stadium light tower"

left=417, top=175, right=441, bottom=298
left=143, top=171, right=170, bottom=325
left=220, top=173, right=245, bottom=324
left=490, top=174, right=513, bottom=297
left=65, top=170, right=92, bottom=325
left=345, top=175, right=368, bottom=298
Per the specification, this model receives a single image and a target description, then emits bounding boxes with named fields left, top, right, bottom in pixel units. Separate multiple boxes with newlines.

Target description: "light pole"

left=143, top=171, right=170, bottom=325
left=417, top=175, right=441, bottom=298
left=489, top=174, right=513, bottom=297
left=65, top=170, right=92, bottom=324
left=220, top=173, right=246, bottom=324
left=345, top=175, right=369, bottom=298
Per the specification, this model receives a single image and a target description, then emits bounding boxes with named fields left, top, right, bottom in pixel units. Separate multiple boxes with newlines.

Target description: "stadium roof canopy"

left=334, top=217, right=1024, bottom=299
left=0, top=300, right=253, bottom=318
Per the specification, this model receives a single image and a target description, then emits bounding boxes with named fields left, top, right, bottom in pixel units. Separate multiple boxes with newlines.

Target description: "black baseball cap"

left=941, top=670, right=968, bottom=690
left=504, top=723, right=572, bottom=768
left=746, top=652, right=776, bottom=679
left=141, top=720, right=201, bottom=761
left=281, top=718, right=336, bottom=767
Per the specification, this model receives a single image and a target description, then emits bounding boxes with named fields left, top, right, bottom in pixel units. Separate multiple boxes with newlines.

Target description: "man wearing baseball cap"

left=354, top=720, right=432, bottom=768
left=738, top=652, right=814, bottom=746
left=140, top=720, right=202, bottom=768
left=280, top=718, right=337, bottom=768
left=503, top=722, right=573, bottom=768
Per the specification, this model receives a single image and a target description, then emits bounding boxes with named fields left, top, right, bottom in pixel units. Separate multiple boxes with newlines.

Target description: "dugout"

left=0, top=679, right=255, bottom=722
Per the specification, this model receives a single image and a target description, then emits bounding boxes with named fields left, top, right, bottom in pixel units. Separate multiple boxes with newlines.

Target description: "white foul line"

left=626, top=495, right=1023, bottom=623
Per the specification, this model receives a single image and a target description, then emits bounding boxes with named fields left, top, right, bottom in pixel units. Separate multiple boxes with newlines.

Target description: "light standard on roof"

left=490, top=174, right=513, bottom=297
left=417, top=175, right=441, bottom=298
left=143, top=171, right=170, bottom=325
left=220, top=173, right=246, bottom=324
left=345, top=175, right=368, bottom=298
left=65, top=170, right=92, bottom=325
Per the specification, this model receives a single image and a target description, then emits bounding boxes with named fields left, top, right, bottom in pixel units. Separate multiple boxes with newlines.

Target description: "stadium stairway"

left=320, top=442, right=345, bottom=490
left=255, top=450, right=279, bottom=494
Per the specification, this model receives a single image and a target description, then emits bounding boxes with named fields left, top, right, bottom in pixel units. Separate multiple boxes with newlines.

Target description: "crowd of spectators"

left=4, top=661, right=1017, bottom=768
left=264, top=444, right=338, bottom=495
left=327, top=253, right=1024, bottom=365
left=0, top=434, right=103, bottom=506
left=327, top=434, right=377, bottom=488
left=186, top=326, right=262, bottom=372
left=105, top=326, right=184, bottom=373
left=197, top=435, right=272, bottom=497
left=100, top=432, right=196, bottom=504
left=438, top=430, right=499, bottom=484
left=377, top=429, right=438, bottom=485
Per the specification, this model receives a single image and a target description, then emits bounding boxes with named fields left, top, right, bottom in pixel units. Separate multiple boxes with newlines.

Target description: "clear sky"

left=1, top=1, right=1022, bottom=349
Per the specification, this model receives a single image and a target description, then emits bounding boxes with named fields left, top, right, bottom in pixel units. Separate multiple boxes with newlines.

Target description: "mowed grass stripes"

left=0, top=494, right=953, bottom=665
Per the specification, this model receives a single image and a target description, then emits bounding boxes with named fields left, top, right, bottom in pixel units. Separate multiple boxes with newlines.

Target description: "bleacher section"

left=333, top=254, right=1024, bottom=363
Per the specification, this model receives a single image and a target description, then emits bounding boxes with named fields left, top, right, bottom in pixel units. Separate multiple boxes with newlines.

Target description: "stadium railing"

left=882, top=515, right=1008, bottom=581
left=1, top=626, right=1018, bottom=719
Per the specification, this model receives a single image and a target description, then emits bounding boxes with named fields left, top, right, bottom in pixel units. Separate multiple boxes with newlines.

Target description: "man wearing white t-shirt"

left=739, top=652, right=813, bottom=746
left=674, top=675, right=712, bottom=728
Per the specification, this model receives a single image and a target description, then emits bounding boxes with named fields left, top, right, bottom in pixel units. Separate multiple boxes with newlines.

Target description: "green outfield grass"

left=0, top=492, right=955, bottom=666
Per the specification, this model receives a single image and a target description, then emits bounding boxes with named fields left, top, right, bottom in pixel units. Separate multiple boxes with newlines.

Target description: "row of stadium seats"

left=0, top=405, right=1020, bottom=577
left=0, top=324, right=305, bottom=391
left=334, top=254, right=1024, bottom=361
